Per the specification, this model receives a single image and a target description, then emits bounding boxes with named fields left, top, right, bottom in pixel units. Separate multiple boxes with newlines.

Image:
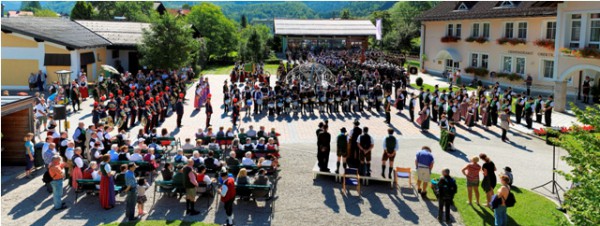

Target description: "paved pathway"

left=1, top=74, right=573, bottom=226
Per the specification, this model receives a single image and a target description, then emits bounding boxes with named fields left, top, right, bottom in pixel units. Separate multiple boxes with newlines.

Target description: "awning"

left=434, top=48, right=462, bottom=62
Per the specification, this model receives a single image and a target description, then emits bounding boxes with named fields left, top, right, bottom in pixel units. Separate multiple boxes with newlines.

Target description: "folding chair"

left=342, top=168, right=360, bottom=194
left=395, top=167, right=413, bottom=188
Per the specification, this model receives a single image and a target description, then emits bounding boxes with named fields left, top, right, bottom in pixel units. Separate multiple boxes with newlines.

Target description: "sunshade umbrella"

left=101, top=65, right=120, bottom=74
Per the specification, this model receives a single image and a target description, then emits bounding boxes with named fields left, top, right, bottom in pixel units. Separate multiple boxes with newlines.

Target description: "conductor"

left=317, top=124, right=331, bottom=172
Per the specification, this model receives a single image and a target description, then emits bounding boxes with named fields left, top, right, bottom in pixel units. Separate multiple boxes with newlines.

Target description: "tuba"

left=106, top=116, right=115, bottom=127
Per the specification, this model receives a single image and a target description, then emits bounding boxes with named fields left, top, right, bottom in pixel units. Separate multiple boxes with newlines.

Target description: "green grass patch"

left=104, top=220, right=218, bottom=226
left=427, top=174, right=566, bottom=226
left=405, top=60, right=420, bottom=68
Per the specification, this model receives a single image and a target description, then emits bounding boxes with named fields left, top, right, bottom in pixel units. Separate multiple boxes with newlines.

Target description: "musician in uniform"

left=70, top=80, right=81, bottom=112
left=408, top=93, right=417, bottom=121
left=384, top=92, right=392, bottom=124
left=374, top=84, right=384, bottom=112
left=107, top=93, right=117, bottom=120
left=524, top=97, right=534, bottom=129
left=489, top=96, right=499, bottom=126
left=358, top=85, right=367, bottom=111
left=515, top=94, right=525, bottom=124
left=534, top=95, right=543, bottom=123
left=431, top=92, right=439, bottom=123
left=582, top=76, right=591, bottom=104
left=116, top=101, right=128, bottom=131
left=543, top=95, right=554, bottom=127
left=253, top=86, right=263, bottom=115
left=128, top=93, right=138, bottom=128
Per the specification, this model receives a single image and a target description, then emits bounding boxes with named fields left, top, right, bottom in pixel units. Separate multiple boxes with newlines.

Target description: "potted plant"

left=441, top=36, right=460, bottom=43
left=475, top=37, right=488, bottom=43
left=416, top=77, right=424, bottom=86
left=546, top=128, right=560, bottom=145
left=534, top=39, right=555, bottom=50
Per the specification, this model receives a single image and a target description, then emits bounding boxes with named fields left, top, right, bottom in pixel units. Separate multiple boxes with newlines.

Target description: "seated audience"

left=226, top=151, right=240, bottom=166
left=129, top=147, right=144, bottom=162
left=173, top=149, right=188, bottom=164
left=182, top=138, right=195, bottom=150
left=242, top=152, right=255, bottom=166
left=253, top=169, right=270, bottom=185
left=236, top=168, right=249, bottom=185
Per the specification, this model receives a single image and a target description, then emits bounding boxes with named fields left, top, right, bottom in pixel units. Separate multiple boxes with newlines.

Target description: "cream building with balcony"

left=417, top=1, right=600, bottom=112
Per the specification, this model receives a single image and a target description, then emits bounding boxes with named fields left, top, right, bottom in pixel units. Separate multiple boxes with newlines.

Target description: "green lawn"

left=405, top=60, right=421, bottom=68
left=105, top=220, right=218, bottom=226
left=427, top=175, right=566, bottom=226
left=201, top=63, right=280, bottom=75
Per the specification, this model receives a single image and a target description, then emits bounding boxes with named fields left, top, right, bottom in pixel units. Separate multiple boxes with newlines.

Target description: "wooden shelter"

left=1, top=96, right=36, bottom=166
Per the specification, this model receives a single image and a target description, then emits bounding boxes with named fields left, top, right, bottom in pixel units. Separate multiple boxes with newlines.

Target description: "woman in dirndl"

left=99, top=154, right=115, bottom=209
left=79, top=73, right=89, bottom=100
left=459, top=99, right=469, bottom=120
left=480, top=100, right=490, bottom=129
left=418, top=104, right=430, bottom=132
left=465, top=105, right=475, bottom=129
left=71, top=147, right=85, bottom=190
left=194, top=84, right=202, bottom=110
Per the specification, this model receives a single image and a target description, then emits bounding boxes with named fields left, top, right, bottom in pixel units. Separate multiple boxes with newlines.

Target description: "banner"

left=376, top=19, right=382, bottom=41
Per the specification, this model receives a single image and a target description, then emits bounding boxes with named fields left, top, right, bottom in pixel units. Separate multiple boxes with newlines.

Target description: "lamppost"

left=55, top=70, right=72, bottom=132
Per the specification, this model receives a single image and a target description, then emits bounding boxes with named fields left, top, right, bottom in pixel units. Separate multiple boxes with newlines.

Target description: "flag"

left=376, top=19, right=382, bottom=41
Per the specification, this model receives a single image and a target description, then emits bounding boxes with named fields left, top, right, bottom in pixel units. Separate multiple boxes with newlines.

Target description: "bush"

left=464, top=67, right=489, bottom=76
left=416, top=77, right=424, bottom=86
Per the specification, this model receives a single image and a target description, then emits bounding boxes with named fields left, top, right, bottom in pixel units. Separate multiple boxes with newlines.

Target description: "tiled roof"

left=0, top=17, right=111, bottom=49
left=416, top=1, right=558, bottom=21
left=274, top=19, right=376, bottom=36
left=75, top=20, right=151, bottom=46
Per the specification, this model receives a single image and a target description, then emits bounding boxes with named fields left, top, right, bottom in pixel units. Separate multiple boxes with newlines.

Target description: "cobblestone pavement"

left=1, top=74, right=573, bottom=226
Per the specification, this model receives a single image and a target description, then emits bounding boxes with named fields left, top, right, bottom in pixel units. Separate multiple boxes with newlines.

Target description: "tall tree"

left=187, top=3, right=239, bottom=62
left=71, top=1, right=94, bottom=20
left=114, top=1, right=155, bottom=22
left=138, top=14, right=199, bottom=70
left=90, top=2, right=114, bottom=20
left=340, top=9, right=350, bottom=19
left=182, top=4, right=191, bottom=10
left=557, top=104, right=600, bottom=225
left=246, top=29, right=264, bottom=63
left=383, top=1, right=438, bottom=53
left=240, top=14, right=248, bottom=28
left=34, top=9, right=58, bottom=18
left=20, top=1, right=42, bottom=11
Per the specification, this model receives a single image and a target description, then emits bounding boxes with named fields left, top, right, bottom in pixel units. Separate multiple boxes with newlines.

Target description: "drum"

left=286, top=97, right=292, bottom=103
left=268, top=103, right=275, bottom=109
left=302, top=98, right=308, bottom=104
left=277, top=102, right=284, bottom=108
left=293, top=101, right=299, bottom=107
left=246, top=99, right=253, bottom=106
left=328, top=98, right=334, bottom=104
left=320, top=97, right=326, bottom=102
left=351, top=100, right=357, bottom=105
left=225, top=99, right=231, bottom=104
left=335, top=97, right=341, bottom=102
left=257, top=99, right=263, bottom=105
left=124, top=108, right=131, bottom=112
left=368, top=98, right=375, bottom=103
left=311, top=97, right=317, bottom=102
left=377, top=95, right=384, bottom=102
left=360, top=95, right=367, bottom=100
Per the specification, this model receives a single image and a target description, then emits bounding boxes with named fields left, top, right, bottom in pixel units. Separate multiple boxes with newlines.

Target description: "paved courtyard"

left=1, top=74, right=573, bottom=226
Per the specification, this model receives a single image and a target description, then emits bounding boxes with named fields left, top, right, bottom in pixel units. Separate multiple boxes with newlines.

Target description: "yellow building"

left=418, top=1, right=600, bottom=112
left=1, top=17, right=110, bottom=89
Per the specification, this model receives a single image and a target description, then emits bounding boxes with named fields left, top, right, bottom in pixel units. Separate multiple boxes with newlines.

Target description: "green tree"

left=187, top=3, right=239, bottom=62
left=557, top=104, right=600, bottom=225
left=238, top=25, right=271, bottom=63
left=241, top=14, right=248, bottom=28
left=340, top=9, right=351, bottom=19
left=90, top=2, right=115, bottom=20
left=34, top=9, right=58, bottom=17
left=182, top=4, right=191, bottom=10
left=70, top=1, right=94, bottom=20
left=21, top=1, right=42, bottom=11
left=114, top=2, right=155, bottom=22
left=246, top=29, right=264, bottom=63
left=383, top=1, right=437, bottom=53
left=138, top=14, right=199, bottom=70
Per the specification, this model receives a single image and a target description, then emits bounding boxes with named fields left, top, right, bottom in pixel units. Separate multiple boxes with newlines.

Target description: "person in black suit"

left=317, top=124, right=331, bottom=172
left=175, top=98, right=184, bottom=128
left=205, top=97, right=213, bottom=129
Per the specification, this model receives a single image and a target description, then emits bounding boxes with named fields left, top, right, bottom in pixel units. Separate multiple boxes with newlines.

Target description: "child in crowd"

left=137, top=178, right=149, bottom=216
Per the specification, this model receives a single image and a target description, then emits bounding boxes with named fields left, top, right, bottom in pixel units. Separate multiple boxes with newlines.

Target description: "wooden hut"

left=1, top=96, right=35, bottom=166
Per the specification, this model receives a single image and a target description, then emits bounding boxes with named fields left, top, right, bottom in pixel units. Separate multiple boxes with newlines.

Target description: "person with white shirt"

left=246, top=126, right=257, bottom=138
left=90, top=162, right=101, bottom=189
left=34, top=100, right=48, bottom=132
left=108, top=144, right=120, bottom=161
left=381, top=128, right=399, bottom=179
left=241, top=152, right=255, bottom=166
left=173, top=149, right=188, bottom=164
left=181, top=138, right=195, bottom=150
left=128, top=148, right=144, bottom=162
left=65, top=140, right=75, bottom=160
left=191, top=151, right=204, bottom=166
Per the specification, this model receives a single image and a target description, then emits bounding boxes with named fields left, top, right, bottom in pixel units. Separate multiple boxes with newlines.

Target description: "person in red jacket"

left=219, top=172, right=236, bottom=226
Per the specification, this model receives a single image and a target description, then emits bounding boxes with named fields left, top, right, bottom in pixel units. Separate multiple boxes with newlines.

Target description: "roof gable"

left=1, top=17, right=111, bottom=49
left=417, top=1, right=557, bottom=22
left=75, top=20, right=151, bottom=46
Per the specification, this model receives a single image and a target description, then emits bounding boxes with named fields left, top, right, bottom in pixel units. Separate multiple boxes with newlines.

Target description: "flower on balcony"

left=441, top=36, right=460, bottom=43
left=497, top=37, right=526, bottom=45
left=534, top=39, right=555, bottom=50
left=560, top=47, right=600, bottom=59
left=465, top=36, right=488, bottom=44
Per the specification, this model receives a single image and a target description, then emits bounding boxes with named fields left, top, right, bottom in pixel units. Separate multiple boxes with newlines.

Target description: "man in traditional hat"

left=335, top=127, right=349, bottom=174
left=347, top=120, right=362, bottom=168
left=175, top=96, right=184, bottom=128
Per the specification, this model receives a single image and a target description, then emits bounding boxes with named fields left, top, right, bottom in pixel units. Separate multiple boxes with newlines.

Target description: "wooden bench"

left=75, top=179, right=123, bottom=203
left=109, top=161, right=156, bottom=182
left=182, top=148, right=223, bottom=160
left=153, top=180, right=215, bottom=207
left=235, top=149, right=279, bottom=160
left=227, top=165, right=278, bottom=178
left=235, top=184, right=273, bottom=201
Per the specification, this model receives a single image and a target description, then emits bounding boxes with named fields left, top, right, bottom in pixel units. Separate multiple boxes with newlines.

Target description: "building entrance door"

left=445, top=59, right=460, bottom=73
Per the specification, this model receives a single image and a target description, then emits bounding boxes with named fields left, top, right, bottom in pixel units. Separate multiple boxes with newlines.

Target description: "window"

left=570, top=14, right=582, bottom=48
left=472, top=23, right=480, bottom=37
left=590, top=13, right=600, bottom=49
left=481, top=54, right=489, bottom=69
left=471, top=53, right=479, bottom=67
left=505, top=22, right=514, bottom=38
left=518, top=22, right=527, bottom=39
left=499, top=1, right=516, bottom=8
left=542, top=60, right=554, bottom=78
left=503, top=56, right=513, bottom=72
left=483, top=23, right=490, bottom=38
left=546, top=21, right=557, bottom=40
left=457, top=3, right=469, bottom=11
left=456, top=24, right=462, bottom=38
left=447, top=24, right=454, bottom=36
left=516, top=57, right=526, bottom=75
